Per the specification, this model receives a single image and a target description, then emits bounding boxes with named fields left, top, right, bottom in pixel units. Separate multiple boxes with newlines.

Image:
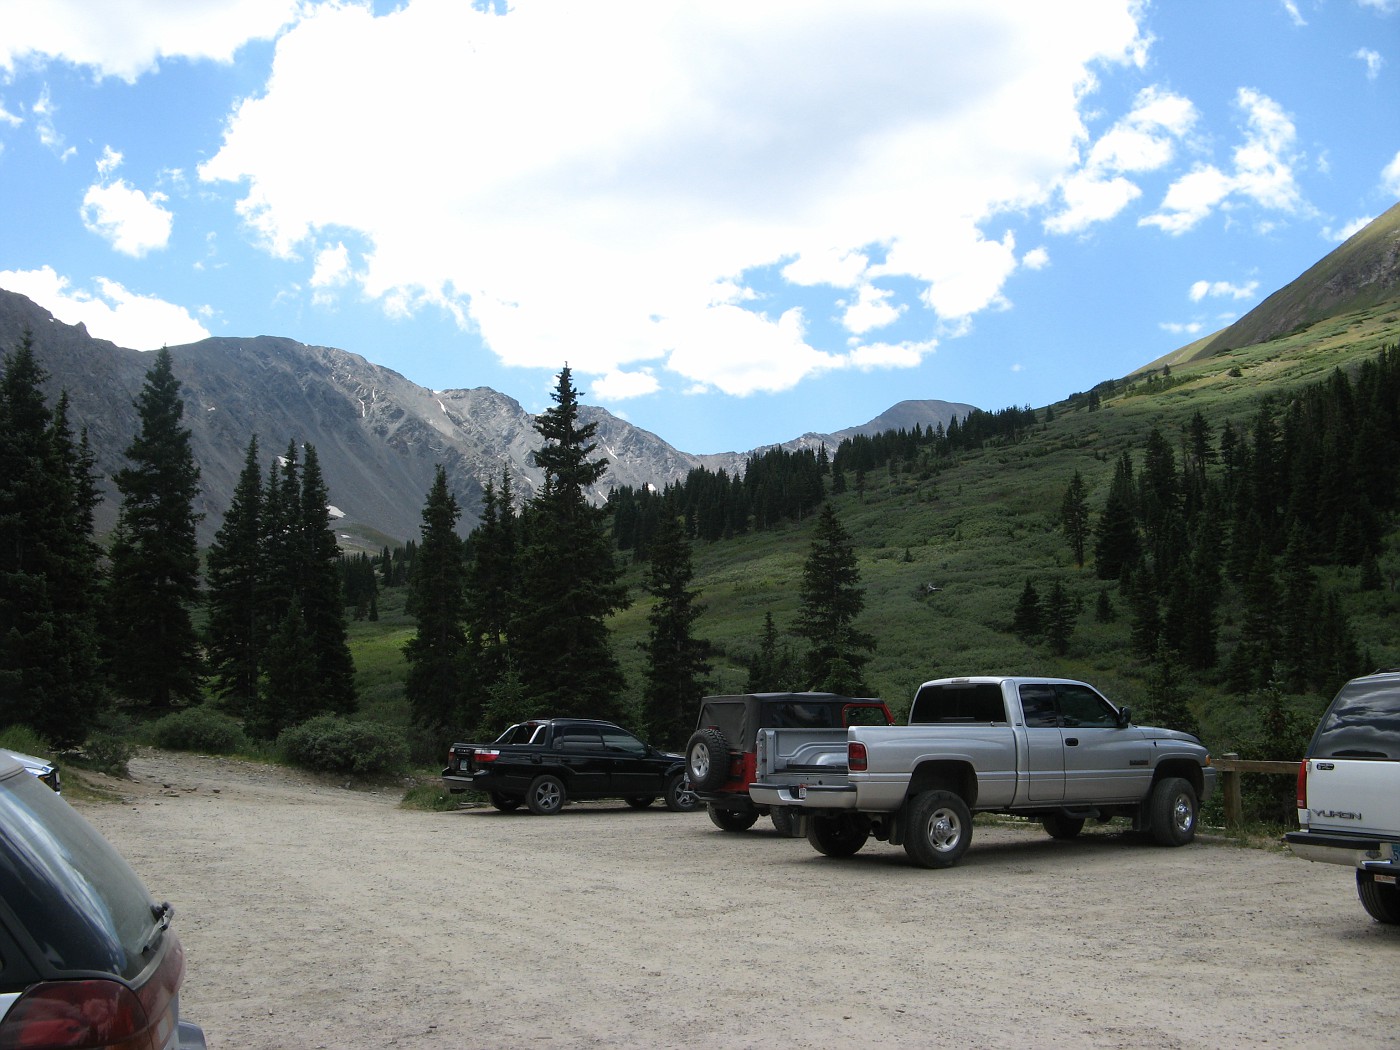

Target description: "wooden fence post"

left=1222, top=752, right=1242, bottom=829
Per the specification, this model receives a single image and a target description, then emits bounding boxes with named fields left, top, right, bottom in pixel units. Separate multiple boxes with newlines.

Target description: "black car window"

left=770, top=703, right=842, bottom=730
left=1055, top=685, right=1118, bottom=728
left=910, top=684, right=1006, bottom=724
left=600, top=728, right=647, bottom=755
left=0, top=770, right=157, bottom=981
left=556, top=727, right=605, bottom=750
left=1310, top=679, right=1400, bottom=759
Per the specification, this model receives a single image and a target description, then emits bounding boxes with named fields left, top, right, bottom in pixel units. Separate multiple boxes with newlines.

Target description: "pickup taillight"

left=474, top=749, right=500, bottom=763
left=848, top=741, right=868, bottom=772
left=1296, top=759, right=1308, bottom=810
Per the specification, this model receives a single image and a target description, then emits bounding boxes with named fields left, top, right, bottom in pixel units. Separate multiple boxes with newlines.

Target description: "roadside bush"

left=0, top=725, right=54, bottom=758
left=277, top=715, right=409, bottom=776
left=149, top=707, right=249, bottom=755
left=74, top=734, right=135, bottom=778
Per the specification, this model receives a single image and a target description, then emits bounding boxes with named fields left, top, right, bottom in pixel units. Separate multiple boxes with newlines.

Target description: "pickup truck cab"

left=1286, top=669, right=1400, bottom=924
left=749, top=676, right=1217, bottom=868
left=443, top=718, right=697, bottom=815
left=685, top=693, right=893, bottom=835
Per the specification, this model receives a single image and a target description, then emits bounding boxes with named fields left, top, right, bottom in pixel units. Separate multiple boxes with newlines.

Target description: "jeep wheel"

left=1357, top=870, right=1400, bottom=924
left=1042, top=813, right=1085, bottom=840
left=1147, top=777, right=1197, bottom=846
left=806, top=814, right=870, bottom=857
left=489, top=792, right=522, bottom=812
left=685, top=729, right=731, bottom=793
left=625, top=796, right=655, bottom=809
left=664, top=772, right=699, bottom=812
left=707, top=802, right=758, bottom=832
left=770, top=806, right=805, bottom=838
left=526, top=774, right=566, bottom=815
left=903, top=790, right=972, bottom=869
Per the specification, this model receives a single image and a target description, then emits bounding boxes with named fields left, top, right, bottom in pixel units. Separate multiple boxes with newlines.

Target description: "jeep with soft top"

left=684, top=692, right=893, bottom=835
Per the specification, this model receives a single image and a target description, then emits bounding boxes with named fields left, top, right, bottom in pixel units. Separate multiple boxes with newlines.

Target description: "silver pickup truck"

left=1286, top=669, right=1400, bottom=924
left=749, top=675, right=1217, bottom=868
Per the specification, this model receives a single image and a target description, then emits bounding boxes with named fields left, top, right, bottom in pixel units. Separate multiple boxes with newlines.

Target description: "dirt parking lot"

left=72, top=749, right=1400, bottom=1050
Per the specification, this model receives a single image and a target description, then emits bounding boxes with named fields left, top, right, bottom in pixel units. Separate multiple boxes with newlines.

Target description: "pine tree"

left=1094, top=452, right=1139, bottom=581
left=205, top=437, right=267, bottom=716
left=794, top=504, right=874, bottom=693
left=511, top=368, right=629, bottom=719
left=0, top=337, right=107, bottom=745
left=641, top=505, right=711, bottom=749
left=1060, top=470, right=1089, bottom=568
left=105, top=347, right=203, bottom=711
left=466, top=472, right=517, bottom=691
left=1041, top=581, right=1075, bottom=656
left=404, top=467, right=470, bottom=732
left=1012, top=579, right=1041, bottom=640
left=746, top=612, right=799, bottom=692
left=254, top=596, right=320, bottom=739
left=295, top=445, right=356, bottom=714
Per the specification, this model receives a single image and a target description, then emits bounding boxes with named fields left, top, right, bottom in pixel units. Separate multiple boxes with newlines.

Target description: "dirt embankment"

left=74, top=750, right=1400, bottom=1049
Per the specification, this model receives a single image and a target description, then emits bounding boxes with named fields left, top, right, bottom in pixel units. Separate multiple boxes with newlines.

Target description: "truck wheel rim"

left=1172, top=795, right=1193, bottom=833
left=928, top=809, right=961, bottom=851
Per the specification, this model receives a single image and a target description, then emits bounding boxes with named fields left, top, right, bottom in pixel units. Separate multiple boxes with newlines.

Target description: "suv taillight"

left=0, top=935, right=183, bottom=1050
left=1296, top=759, right=1309, bottom=810
left=848, top=742, right=868, bottom=772
left=473, top=749, right=500, bottom=763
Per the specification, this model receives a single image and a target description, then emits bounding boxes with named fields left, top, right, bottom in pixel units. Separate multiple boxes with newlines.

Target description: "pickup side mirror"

left=1117, top=706, right=1132, bottom=728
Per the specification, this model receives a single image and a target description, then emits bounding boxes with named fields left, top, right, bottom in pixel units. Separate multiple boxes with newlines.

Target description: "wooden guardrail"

left=1214, top=753, right=1300, bottom=828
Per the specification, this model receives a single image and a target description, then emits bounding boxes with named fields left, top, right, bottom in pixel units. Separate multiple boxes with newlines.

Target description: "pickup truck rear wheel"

left=707, top=803, right=758, bottom=831
left=1147, top=776, right=1197, bottom=846
left=664, top=772, right=699, bottom=812
left=526, top=774, right=566, bottom=815
left=806, top=814, right=870, bottom=857
left=490, top=792, right=522, bottom=812
left=686, top=729, right=731, bottom=793
left=1042, top=813, right=1085, bottom=840
left=903, top=790, right=973, bottom=869
left=1357, top=871, right=1400, bottom=924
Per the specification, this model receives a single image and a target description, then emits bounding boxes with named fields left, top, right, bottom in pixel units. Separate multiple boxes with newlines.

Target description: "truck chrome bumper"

left=749, top=783, right=858, bottom=810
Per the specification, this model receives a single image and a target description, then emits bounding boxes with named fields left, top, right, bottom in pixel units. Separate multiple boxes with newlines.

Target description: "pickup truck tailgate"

left=1302, top=758, right=1400, bottom=838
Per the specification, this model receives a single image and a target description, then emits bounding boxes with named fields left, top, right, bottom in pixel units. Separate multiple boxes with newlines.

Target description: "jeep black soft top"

left=685, top=692, right=892, bottom=834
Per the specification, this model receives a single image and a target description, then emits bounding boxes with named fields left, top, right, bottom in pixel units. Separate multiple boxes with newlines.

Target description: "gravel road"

left=72, top=749, right=1400, bottom=1050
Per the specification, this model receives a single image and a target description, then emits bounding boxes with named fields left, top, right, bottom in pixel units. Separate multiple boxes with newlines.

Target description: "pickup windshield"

left=1310, top=678, right=1400, bottom=759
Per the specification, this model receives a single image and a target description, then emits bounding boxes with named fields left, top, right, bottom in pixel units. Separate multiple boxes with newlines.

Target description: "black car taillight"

left=0, top=935, right=184, bottom=1050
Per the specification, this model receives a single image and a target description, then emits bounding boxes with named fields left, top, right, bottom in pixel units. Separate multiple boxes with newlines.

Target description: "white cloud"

left=1325, top=216, right=1375, bottom=241
left=1021, top=247, right=1050, bottom=270
left=1280, top=1, right=1306, bottom=27
left=0, top=0, right=304, bottom=82
left=841, top=284, right=904, bottom=336
left=81, top=178, right=174, bottom=256
left=1142, top=88, right=1303, bottom=234
left=1046, top=86, right=1197, bottom=234
left=591, top=369, right=660, bottom=400
left=0, top=266, right=210, bottom=349
left=198, top=0, right=1148, bottom=397
left=1382, top=150, right=1400, bottom=196
left=1188, top=278, right=1259, bottom=302
left=1160, top=320, right=1205, bottom=335
left=1355, top=47, right=1384, bottom=80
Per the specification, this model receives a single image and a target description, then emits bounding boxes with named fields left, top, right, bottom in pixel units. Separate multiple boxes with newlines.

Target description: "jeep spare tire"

left=685, top=728, right=730, bottom=792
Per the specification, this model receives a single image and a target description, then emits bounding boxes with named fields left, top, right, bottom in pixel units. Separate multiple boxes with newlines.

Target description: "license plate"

left=1391, top=843, right=1400, bottom=862
left=795, top=785, right=807, bottom=800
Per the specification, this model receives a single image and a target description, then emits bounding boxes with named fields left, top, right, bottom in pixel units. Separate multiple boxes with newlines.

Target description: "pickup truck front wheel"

left=526, top=774, right=566, bottom=815
left=903, top=790, right=972, bottom=869
left=807, top=814, right=871, bottom=857
left=1357, top=871, right=1400, bottom=924
left=1147, top=777, right=1197, bottom=846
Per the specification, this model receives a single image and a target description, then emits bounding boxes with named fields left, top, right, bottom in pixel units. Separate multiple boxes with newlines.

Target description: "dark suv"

left=685, top=692, right=892, bottom=835
left=0, top=754, right=206, bottom=1048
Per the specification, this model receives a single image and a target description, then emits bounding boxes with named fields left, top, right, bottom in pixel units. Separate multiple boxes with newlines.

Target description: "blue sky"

left=1, top=0, right=1397, bottom=455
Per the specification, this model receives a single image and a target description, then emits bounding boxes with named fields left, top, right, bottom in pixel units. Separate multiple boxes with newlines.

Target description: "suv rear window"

left=0, top=769, right=159, bottom=981
left=1310, top=676, right=1400, bottom=760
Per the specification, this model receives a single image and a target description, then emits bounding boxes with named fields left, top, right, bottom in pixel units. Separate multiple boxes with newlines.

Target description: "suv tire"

left=663, top=772, right=699, bottom=812
left=526, top=774, right=566, bottom=815
left=685, top=728, right=731, bottom=792
left=1357, top=870, right=1400, bottom=924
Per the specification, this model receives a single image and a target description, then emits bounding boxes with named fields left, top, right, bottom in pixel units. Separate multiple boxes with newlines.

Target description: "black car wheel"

left=685, top=729, right=731, bottom=793
left=806, top=813, right=871, bottom=857
left=625, top=796, right=656, bottom=809
left=1042, top=813, right=1085, bottom=840
left=663, top=772, right=699, bottom=812
left=490, top=792, right=522, bottom=812
left=526, top=774, right=566, bottom=815
left=706, top=802, right=758, bottom=831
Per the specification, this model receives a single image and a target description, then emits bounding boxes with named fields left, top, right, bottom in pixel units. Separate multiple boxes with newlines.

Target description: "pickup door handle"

left=1065, top=738, right=1079, bottom=747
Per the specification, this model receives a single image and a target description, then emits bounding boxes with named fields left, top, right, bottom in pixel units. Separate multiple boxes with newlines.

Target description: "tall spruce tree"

left=641, top=504, right=711, bottom=749
left=105, top=347, right=203, bottom=710
left=404, top=467, right=470, bottom=731
left=204, top=437, right=267, bottom=716
left=0, top=337, right=106, bottom=745
left=794, top=504, right=874, bottom=694
left=1060, top=471, right=1089, bottom=569
left=511, top=367, right=629, bottom=719
left=466, top=472, right=518, bottom=693
left=295, top=445, right=356, bottom=714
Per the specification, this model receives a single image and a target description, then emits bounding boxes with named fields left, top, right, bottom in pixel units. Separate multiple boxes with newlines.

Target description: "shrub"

left=399, top=783, right=463, bottom=811
left=75, top=734, right=135, bottom=778
left=277, top=715, right=409, bottom=776
left=0, top=725, right=54, bottom=758
left=149, top=707, right=249, bottom=755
